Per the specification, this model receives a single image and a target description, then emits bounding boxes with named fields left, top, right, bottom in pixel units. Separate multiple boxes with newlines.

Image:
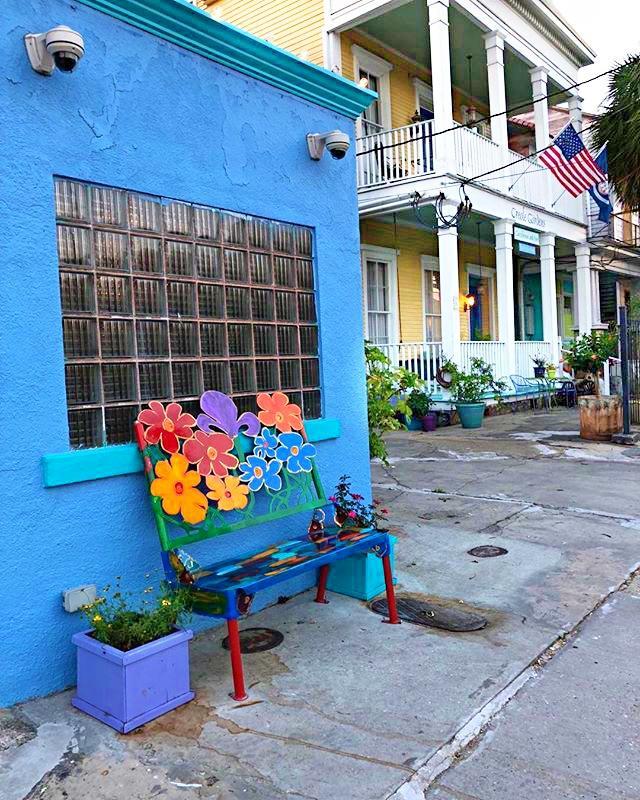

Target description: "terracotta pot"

left=578, top=395, right=622, bottom=441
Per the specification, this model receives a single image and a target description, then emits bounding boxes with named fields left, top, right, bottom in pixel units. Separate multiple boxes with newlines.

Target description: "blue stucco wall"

left=0, top=0, right=370, bottom=706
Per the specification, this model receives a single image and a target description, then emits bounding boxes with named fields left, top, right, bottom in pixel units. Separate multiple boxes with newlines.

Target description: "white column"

left=427, top=0, right=454, bottom=173
left=540, top=233, right=559, bottom=362
left=568, top=93, right=583, bottom=134
left=591, top=268, right=602, bottom=326
left=494, top=220, right=516, bottom=375
left=324, top=31, right=342, bottom=74
left=484, top=31, right=508, bottom=150
left=575, top=243, right=593, bottom=335
left=529, top=67, right=550, bottom=152
left=437, top=209, right=461, bottom=364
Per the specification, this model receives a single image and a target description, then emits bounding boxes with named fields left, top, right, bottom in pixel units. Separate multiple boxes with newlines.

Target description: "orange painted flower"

left=256, top=391, right=303, bottom=433
left=206, top=475, right=250, bottom=512
left=151, top=454, right=208, bottom=524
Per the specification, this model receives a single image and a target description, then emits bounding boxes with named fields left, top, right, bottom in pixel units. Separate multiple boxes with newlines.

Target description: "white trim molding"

left=352, top=44, right=393, bottom=134
left=361, top=245, right=400, bottom=343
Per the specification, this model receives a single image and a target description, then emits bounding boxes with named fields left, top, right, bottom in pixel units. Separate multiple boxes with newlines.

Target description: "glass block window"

left=55, top=178, right=321, bottom=448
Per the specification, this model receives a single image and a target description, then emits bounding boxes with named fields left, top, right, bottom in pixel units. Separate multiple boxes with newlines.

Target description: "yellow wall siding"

left=207, top=0, right=325, bottom=67
left=360, top=220, right=496, bottom=343
left=341, top=30, right=489, bottom=130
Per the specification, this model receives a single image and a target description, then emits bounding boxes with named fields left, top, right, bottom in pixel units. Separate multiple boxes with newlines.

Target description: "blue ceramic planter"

left=72, top=628, right=194, bottom=733
left=455, top=402, right=485, bottom=429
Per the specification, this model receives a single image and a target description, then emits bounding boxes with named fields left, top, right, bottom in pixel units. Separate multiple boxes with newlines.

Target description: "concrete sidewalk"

left=2, top=408, right=640, bottom=799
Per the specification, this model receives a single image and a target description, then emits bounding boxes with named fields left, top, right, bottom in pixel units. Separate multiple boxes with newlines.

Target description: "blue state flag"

left=588, top=146, right=613, bottom=223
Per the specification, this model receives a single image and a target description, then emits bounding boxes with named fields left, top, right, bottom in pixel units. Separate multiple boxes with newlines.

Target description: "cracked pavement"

left=2, top=408, right=640, bottom=799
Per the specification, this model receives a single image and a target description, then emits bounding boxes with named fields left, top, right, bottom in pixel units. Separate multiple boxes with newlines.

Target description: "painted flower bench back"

left=134, top=391, right=326, bottom=552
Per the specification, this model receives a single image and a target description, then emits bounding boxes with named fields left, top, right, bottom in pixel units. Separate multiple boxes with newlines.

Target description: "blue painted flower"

left=238, top=454, right=282, bottom=492
left=253, top=427, right=278, bottom=459
left=276, top=432, right=316, bottom=474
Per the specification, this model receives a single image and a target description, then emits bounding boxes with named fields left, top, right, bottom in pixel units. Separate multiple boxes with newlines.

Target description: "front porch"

left=361, top=211, right=592, bottom=396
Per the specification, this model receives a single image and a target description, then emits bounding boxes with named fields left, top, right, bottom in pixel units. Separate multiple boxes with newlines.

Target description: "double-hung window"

left=55, top=178, right=321, bottom=449
left=362, top=248, right=398, bottom=346
left=422, top=256, right=442, bottom=342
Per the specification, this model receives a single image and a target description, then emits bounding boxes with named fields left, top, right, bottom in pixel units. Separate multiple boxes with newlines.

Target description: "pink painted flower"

left=183, top=430, right=239, bottom=477
left=329, top=495, right=336, bottom=502
left=348, top=510, right=357, bottom=519
left=137, top=401, right=195, bottom=454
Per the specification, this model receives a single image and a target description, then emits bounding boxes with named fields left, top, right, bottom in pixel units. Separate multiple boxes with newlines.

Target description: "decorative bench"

left=134, top=390, right=399, bottom=701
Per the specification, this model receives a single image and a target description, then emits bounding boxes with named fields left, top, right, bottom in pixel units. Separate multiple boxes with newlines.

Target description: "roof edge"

left=75, top=0, right=376, bottom=119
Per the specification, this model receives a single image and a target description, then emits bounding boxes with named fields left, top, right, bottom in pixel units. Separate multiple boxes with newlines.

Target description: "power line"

left=357, top=65, right=617, bottom=159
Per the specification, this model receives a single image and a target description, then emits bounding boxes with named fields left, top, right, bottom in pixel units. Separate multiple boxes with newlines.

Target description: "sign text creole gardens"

left=510, top=206, right=545, bottom=231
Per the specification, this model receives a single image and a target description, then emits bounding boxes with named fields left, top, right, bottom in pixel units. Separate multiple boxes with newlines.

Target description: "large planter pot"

left=533, top=366, right=545, bottom=378
left=455, top=402, right=485, bottom=429
left=327, top=535, right=397, bottom=600
left=578, top=395, right=622, bottom=441
left=405, top=415, right=423, bottom=431
left=422, top=412, right=438, bottom=432
left=72, top=628, right=194, bottom=733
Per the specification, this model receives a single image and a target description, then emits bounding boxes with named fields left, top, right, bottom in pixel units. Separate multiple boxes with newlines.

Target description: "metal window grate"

left=55, top=178, right=321, bottom=449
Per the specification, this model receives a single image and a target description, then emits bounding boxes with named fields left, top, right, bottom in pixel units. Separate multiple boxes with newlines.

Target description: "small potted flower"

left=546, top=362, right=558, bottom=380
left=72, top=581, right=194, bottom=733
left=531, top=355, right=546, bottom=379
left=406, top=390, right=437, bottom=432
left=326, top=476, right=395, bottom=600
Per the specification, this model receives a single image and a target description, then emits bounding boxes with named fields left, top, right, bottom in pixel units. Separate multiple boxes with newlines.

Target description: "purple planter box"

left=71, top=628, right=194, bottom=733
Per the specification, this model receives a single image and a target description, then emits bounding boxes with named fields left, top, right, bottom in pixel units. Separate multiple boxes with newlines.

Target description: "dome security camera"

left=307, top=130, right=351, bottom=161
left=24, top=26, right=85, bottom=76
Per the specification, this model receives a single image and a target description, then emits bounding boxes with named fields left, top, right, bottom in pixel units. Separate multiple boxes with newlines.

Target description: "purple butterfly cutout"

left=197, top=391, right=260, bottom=438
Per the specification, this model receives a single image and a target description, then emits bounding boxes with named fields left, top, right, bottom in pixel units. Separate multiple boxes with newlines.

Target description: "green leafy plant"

left=591, top=55, right=640, bottom=210
left=329, top=474, right=388, bottom=529
left=442, top=357, right=506, bottom=404
left=82, top=579, right=191, bottom=652
left=365, top=342, right=423, bottom=463
left=406, top=389, right=432, bottom=418
left=531, top=354, right=547, bottom=368
left=629, top=294, right=640, bottom=320
left=472, top=329, right=492, bottom=342
left=564, top=331, right=618, bottom=398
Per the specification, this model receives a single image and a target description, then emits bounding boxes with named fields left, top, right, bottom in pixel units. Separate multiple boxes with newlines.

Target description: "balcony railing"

left=356, top=121, right=434, bottom=189
left=356, top=123, right=585, bottom=224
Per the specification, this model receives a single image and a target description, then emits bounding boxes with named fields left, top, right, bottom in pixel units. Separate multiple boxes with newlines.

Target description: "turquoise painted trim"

left=42, top=418, right=342, bottom=487
left=305, top=417, right=341, bottom=442
left=75, top=0, right=376, bottom=119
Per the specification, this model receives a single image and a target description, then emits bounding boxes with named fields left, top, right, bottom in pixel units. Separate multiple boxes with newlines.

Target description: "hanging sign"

left=513, top=226, right=540, bottom=246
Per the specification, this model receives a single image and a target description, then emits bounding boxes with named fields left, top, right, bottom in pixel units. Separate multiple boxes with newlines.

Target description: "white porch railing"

left=356, top=122, right=585, bottom=224
left=460, top=341, right=507, bottom=379
left=356, top=121, right=434, bottom=188
left=377, top=341, right=443, bottom=392
left=514, top=341, right=553, bottom=378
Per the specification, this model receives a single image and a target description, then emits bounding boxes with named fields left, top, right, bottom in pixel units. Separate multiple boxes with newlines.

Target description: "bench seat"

left=188, top=526, right=387, bottom=600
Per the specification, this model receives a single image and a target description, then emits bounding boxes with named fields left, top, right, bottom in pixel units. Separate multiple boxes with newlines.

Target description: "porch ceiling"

left=357, top=0, right=566, bottom=113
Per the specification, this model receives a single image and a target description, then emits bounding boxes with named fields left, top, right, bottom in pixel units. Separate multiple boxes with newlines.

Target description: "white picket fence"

left=460, top=341, right=507, bottom=379
left=514, top=341, right=553, bottom=378
left=377, top=341, right=443, bottom=392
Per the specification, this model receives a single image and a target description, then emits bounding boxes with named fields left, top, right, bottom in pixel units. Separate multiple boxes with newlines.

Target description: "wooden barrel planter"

left=578, top=395, right=622, bottom=441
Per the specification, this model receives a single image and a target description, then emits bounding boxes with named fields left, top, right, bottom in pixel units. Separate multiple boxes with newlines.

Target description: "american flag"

left=539, top=123, right=606, bottom=197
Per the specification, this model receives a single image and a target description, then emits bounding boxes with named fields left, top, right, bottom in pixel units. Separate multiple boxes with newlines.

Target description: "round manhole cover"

left=467, top=545, right=508, bottom=558
left=370, top=597, right=487, bottom=632
left=221, top=627, right=284, bottom=653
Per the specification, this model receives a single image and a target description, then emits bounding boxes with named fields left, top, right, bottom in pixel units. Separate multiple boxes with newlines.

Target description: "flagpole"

left=551, top=188, right=567, bottom=208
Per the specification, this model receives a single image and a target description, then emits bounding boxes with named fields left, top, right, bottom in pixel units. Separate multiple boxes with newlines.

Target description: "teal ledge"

left=42, top=418, right=341, bottom=487
left=75, top=0, right=376, bottom=119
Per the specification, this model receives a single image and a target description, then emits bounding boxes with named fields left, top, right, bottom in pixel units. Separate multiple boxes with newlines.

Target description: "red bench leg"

left=314, top=564, right=330, bottom=604
left=382, top=554, right=400, bottom=624
left=227, top=619, right=248, bottom=701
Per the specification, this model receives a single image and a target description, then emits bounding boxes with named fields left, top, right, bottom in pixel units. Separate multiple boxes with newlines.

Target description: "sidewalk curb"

left=385, top=560, right=640, bottom=800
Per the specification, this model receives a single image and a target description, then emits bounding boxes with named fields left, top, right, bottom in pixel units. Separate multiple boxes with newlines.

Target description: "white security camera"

left=307, top=130, right=351, bottom=161
left=24, top=26, right=85, bottom=75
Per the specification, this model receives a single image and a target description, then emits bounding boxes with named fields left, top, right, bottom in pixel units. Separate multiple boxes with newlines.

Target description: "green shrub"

left=564, top=331, right=618, bottom=397
left=365, top=342, right=422, bottom=463
left=407, top=389, right=432, bottom=417
left=443, top=357, right=506, bottom=404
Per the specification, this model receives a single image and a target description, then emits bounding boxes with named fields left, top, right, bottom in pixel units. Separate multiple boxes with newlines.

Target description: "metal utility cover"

left=370, top=597, right=487, bottom=632
left=222, top=627, right=284, bottom=653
